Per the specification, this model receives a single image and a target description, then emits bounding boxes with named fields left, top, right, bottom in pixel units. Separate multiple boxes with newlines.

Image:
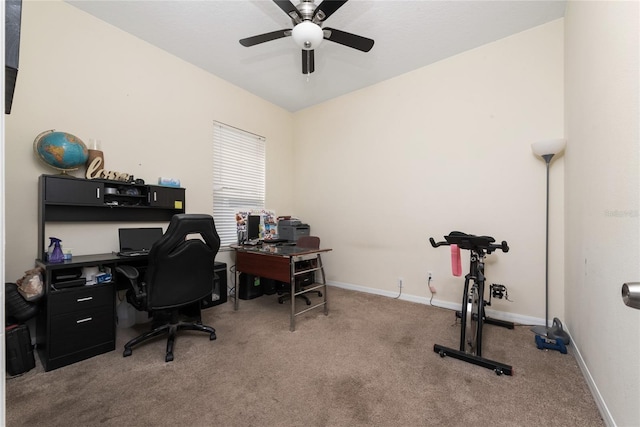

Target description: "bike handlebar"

left=429, top=232, right=509, bottom=253
left=429, top=237, right=445, bottom=248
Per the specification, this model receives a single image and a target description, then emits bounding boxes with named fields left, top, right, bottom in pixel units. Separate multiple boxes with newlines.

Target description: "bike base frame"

left=433, top=343, right=513, bottom=376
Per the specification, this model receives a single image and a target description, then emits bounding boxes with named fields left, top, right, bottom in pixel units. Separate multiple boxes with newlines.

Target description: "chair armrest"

left=115, top=265, right=139, bottom=281
left=116, top=265, right=147, bottom=309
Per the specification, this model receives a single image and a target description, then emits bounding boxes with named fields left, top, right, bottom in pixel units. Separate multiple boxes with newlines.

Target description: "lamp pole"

left=530, top=139, right=569, bottom=345
left=542, top=154, right=553, bottom=329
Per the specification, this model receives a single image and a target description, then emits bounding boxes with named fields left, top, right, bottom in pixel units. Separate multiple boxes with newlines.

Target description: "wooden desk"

left=232, top=245, right=332, bottom=331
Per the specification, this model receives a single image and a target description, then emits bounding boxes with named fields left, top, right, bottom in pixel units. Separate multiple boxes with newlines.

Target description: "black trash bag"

left=5, top=283, right=38, bottom=324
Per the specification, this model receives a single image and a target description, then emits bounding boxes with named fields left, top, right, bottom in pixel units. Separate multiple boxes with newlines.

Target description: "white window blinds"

left=213, top=121, right=265, bottom=246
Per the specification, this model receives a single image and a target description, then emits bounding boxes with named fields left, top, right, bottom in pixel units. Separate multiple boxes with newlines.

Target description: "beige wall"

left=3, top=0, right=294, bottom=280
left=293, top=20, right=565, bottom=324
left=565, top=1, right=640, bottom=425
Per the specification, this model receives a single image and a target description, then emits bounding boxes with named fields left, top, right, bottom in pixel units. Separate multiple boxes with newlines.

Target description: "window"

left=213, top=121, right=265, bottom=246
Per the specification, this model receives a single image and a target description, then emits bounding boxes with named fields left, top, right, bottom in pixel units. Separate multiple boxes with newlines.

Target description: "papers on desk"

left=236, top=209, right=278, bottom=241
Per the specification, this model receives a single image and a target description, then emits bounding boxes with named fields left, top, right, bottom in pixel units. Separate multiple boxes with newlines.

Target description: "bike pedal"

left=491, top=283, right=508, bottom=299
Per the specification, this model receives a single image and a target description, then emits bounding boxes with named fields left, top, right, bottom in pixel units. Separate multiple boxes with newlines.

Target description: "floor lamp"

left=530, top=138, right=570, bottom=345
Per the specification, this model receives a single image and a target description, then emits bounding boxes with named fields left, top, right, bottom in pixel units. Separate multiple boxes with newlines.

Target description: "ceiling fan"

left=239, top=0, right=374, bottom=75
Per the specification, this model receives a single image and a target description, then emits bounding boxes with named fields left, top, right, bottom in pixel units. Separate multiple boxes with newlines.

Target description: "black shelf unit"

left=38, top=174, right=185, bottom=260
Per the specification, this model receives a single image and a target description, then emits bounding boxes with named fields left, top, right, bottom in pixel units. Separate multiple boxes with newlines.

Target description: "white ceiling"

left=66, top=0, right=566, bottom=112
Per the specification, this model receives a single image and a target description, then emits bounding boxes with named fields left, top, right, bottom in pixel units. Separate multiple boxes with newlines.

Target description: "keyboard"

left=118, top=251, right=149, bottom=257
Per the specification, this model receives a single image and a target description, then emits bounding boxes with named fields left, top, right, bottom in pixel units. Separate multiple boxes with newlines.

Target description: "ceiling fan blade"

left=302, top=49, right=315, bottom=74
left=239, top=29, right=291, bottom=47
left=323, top=27, right=374, bottom=52
left=313, top=0, right=349, bottom=23
left=273, top=0, right=303, bottom=23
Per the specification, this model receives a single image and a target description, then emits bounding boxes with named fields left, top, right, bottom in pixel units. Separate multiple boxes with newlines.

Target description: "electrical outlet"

left=428, top=272, right=435, bottom=293
left=398, top=277, right=403, bottom=288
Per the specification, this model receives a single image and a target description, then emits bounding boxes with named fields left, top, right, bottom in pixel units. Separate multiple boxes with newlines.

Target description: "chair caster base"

left=122, top=319, right=216, bottom=361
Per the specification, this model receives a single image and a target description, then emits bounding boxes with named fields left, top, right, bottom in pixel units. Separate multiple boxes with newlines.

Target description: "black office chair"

left=277, top=235, right=322, bottom=305
left=116, top=214, right=221, bottom=362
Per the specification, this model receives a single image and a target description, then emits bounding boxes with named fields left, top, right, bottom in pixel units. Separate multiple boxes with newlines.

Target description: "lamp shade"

left=292, top=21, right=323, bottom=50
left=531, top=139, right=566, bottom=157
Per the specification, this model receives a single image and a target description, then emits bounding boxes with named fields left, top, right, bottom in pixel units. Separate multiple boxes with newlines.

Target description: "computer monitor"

left=247, top=215, right=260, bottom=240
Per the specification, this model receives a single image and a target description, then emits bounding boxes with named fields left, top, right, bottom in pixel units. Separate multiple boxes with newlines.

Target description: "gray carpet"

left=6, top=287, right=604, bottom=426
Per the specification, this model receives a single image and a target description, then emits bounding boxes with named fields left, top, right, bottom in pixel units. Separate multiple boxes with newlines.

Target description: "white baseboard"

left=326, top=280, right=545, bottom=326
left=567, top=330, right=616, bottom=426
left=326, top=280, right=614, bottom=426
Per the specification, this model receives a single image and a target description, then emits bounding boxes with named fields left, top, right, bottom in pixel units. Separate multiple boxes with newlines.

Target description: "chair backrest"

left=296, top=235, right=320, bottom=249
left=145, top=214, right=220, bottom=310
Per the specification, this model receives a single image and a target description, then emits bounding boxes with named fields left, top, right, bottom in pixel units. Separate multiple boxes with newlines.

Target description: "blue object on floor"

left=535, top=334, right=567, bottom=354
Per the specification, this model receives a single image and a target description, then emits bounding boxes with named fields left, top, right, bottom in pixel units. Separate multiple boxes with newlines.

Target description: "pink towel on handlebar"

left=451, top=244, right=462, bottom=276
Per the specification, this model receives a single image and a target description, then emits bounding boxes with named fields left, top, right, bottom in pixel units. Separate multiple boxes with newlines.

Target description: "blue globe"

left=34, top=130, right=89, bottom=172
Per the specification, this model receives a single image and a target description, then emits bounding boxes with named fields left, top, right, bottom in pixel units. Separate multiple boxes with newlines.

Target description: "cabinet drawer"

left=49, top=307, right=114, bottom=359
left=49, top=284, right=114, bottom=316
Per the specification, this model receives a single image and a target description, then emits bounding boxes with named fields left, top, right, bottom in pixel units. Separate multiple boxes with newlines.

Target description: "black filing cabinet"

left=36, top=258, right=116, bottom=372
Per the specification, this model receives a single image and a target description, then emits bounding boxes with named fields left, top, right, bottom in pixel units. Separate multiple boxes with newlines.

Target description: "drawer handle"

left=76, top=317, right=93, bottom=324
left=77, top=297, right=93, bottom=302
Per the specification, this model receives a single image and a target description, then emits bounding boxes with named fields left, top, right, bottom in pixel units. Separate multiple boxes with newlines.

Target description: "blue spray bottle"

left=48, top=237, right=64, bottom=263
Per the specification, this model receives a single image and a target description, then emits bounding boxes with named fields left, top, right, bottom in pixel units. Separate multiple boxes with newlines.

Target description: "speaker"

left=5, top=0, right=22, bottom=114
left=201, top=262, right=228, bottom=308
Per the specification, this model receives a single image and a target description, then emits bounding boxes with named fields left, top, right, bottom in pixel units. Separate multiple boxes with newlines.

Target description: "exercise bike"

left=430, top=231, right=514, bottom=375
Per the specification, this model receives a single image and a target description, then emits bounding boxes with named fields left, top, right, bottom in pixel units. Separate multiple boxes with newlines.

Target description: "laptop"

left=118, top=227, right=164, bottom=257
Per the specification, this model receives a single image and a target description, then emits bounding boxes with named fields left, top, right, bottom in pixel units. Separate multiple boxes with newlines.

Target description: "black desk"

left=34, top=175, right=189, bottom=370
left=35, top=253, right=227, bottom=371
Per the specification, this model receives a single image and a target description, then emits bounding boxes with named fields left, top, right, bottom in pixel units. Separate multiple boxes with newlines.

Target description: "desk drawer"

left=49, top=284, right=114, bottom=316
left=49, top=307, right=114, bottom=359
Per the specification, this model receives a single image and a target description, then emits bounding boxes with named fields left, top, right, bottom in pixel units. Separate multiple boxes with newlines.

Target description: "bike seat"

left=445, top=231, right=495, bottom=250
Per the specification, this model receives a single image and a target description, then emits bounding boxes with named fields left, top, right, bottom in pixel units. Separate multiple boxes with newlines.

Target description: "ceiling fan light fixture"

left=292, top=21, right=323, bottom=50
